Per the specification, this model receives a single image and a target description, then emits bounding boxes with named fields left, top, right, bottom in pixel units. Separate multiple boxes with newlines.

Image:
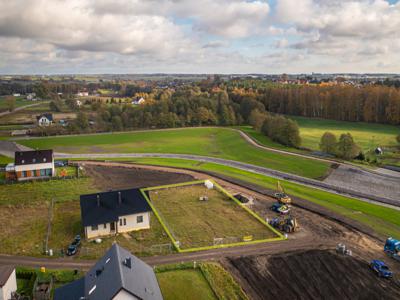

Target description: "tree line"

left=243, top=84, right=400, bottom=125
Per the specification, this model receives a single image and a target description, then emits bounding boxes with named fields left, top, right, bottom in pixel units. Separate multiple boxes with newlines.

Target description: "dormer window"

left=32, top=158, right=36, bottom=163
left=21, top=160, right=25, bottom=164
left=43, top=158, right=46, bottom=162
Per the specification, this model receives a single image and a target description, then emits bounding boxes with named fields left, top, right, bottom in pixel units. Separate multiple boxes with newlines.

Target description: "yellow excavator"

left=274, top=181, right=292, bottom=205
left=269, top=215, right=299, bottom=233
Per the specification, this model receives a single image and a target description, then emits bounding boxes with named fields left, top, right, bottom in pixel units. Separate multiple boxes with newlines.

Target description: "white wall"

left=86, top=222, right=115, bottom=239
left=15, top=162, right=55, bottom=180
left=113, top=289, right=139, bottom=300
left=0, top=269, right=17, bottom=300
left=118, top=212, right=150, bottom=233
left=85, top=212, right=150, bottom=239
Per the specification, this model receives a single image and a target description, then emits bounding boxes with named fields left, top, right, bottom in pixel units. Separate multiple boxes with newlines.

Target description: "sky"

left=0, top=0, right=399, bottom=74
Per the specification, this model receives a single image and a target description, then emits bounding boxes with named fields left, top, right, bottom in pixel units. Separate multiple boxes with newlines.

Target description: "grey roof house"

left=54, top=244, right=163, bottom=300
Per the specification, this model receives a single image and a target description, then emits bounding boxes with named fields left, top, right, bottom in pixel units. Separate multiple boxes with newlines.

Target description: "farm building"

left=5, top=150, right=55, bottom=181
left=36, top=113, right=53, bottom=126
left=54, top=244, right=163, bottom=300
left=80, top=188, right=152, bottom=239
left=0, top=265, right=17, bottom=300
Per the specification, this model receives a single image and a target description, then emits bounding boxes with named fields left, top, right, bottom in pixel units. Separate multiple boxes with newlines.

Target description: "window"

left=123, top=218, right=126, bottom=226
left=45, top=169, right=52, bottom=176
left=43, top=158, right=47, bottom=162
left=21, top=160, right=25, bottom=164
left=103, top=223, right=107, bottom=229
left=119, top=219, right=123, bottom=226
left=21, top=171, right=27, bottom=177
left=32, top=158, right=36, bottom=163
left=40, top=169, right=46, bottom=176
left=137, top=215, right=143, bottom=223
left=91, top=225, right=98, bottom=231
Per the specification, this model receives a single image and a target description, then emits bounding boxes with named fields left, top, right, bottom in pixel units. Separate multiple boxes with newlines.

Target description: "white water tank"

left=204, top=180, right=214, bottom=189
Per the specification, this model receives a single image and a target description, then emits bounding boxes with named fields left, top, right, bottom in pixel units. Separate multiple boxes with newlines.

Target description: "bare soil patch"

left=228, top=249, right=400, bottom=300
left=82, top=164, right=194, bottom=191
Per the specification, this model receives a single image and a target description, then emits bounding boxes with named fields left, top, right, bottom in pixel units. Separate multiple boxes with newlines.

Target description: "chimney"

left=118, top=191, right=122, bottom=205
left=97, top=194, right=100, bottom=207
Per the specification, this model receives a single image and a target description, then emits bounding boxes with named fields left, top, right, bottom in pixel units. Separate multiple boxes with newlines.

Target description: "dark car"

left=66, top=235, right=81, bottom=256
left=55, top=160, right=67, bottom=167
left=370, top=260, right=393, bottom=278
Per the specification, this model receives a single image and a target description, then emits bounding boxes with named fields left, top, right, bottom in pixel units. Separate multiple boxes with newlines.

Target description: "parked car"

left=270, top=202, right=290, bottom=214
left=66, top=235, right=81, bottom=256
left=55, top=160, right=67, bottom=167
left=370, top=260, right=393, bottom=278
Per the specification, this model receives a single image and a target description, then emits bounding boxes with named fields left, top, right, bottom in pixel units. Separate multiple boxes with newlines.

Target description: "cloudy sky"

left=0, top=0, right=399, bottom=74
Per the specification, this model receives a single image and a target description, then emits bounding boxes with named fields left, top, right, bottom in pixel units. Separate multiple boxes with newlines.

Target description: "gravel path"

left=324, top=165, right=400, bottom=201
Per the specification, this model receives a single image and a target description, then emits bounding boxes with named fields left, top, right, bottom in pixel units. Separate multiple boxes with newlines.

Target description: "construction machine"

left=269, top=215, right=299, bottom=233
left=384, top=237, right=400, bottom=261
left=274, top=181, right=292, bottom=205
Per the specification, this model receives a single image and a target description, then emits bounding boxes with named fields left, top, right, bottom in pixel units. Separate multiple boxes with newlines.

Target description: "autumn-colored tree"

left=320, top=132, right=337, bottom=154
left=5, top=95, right=16, bottom=112
left=336, top=133, right=361, bottom=160
left=249, top=109, right=267, bottom=131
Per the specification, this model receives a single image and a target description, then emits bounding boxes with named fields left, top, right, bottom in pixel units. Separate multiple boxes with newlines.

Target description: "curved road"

left=56, top=152, right=400, bottom=209
left=0, top=101, right=49, bottom=117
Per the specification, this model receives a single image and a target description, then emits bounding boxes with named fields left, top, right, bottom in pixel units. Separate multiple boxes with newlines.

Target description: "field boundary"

left=140, top=179, right=285, bottom=253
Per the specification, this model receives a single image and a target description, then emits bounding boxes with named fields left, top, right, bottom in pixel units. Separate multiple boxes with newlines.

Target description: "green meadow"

left=18, top=127, right=330, bottom=179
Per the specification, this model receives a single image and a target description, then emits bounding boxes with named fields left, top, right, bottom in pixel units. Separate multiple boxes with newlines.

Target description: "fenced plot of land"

left=145, top=181, right=281, bottom=251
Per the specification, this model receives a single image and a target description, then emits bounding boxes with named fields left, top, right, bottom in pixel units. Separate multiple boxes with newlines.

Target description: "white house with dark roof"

left=80, top=189, right=152, bottom=239
left=6, top=150, right=55, bottom=181
left=0, top=265, right=17, bottom=300
left=54, top=244, right=163, bottom=300
left=36, top=113, right=53, bottom=126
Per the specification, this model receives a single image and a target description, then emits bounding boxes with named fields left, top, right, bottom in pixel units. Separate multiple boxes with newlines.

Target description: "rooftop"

left=80, top=188, right=152, bottom=227
left=54, top=244, right=163, bottom=300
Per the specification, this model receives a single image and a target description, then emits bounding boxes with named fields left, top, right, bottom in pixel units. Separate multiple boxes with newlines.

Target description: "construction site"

left=67, top=162, right=400, bottom=298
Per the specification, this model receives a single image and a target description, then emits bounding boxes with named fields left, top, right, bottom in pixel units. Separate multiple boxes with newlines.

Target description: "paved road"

left=0, top=101, right=49, bottom=117
left=56, top=152, right=400, bottom=209
left=0, top=236, right=327, bottom=270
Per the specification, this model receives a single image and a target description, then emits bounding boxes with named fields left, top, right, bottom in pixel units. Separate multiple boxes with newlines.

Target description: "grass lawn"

left=155, top=262, right=247, bottom=300
left=157, top=269, right=217, bottom=300
left=0, top=177, right=96, bottom=205
left=290, top=116, right=400, bottom=151
left=0, top=178, right=97, bottom=256
left=147, top=183, right=278, bottom=250
left=0, top=154, right=13, bottom=165
left=99, top=157, right=400, bottom=239
left=18, top=127, right=330, bottom=179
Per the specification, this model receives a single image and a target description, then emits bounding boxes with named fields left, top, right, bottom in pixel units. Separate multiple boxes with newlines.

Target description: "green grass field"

left=0, top=96, right=32, bottom=111
left=0, top=178, right=97, bottom=256
left=147, top=183, right=277, bottom=249
left=18, top=127, right=330, bottom=179
left=98, top=157, right=400, bottom=239
left=157, top=269, right=217, bottom=300
left=155, top=262, right=247, bottom=300
left=290, top=116, right=400, bottom=150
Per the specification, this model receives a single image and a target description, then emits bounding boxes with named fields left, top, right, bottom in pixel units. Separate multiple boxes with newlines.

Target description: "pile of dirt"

left=83, top=164, right=194, bottom=191
left=228, top=249, right=400, bottom=300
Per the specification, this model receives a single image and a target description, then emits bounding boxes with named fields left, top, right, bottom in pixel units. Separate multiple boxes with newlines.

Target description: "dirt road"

left=0, top=101, right=49, bottom=117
